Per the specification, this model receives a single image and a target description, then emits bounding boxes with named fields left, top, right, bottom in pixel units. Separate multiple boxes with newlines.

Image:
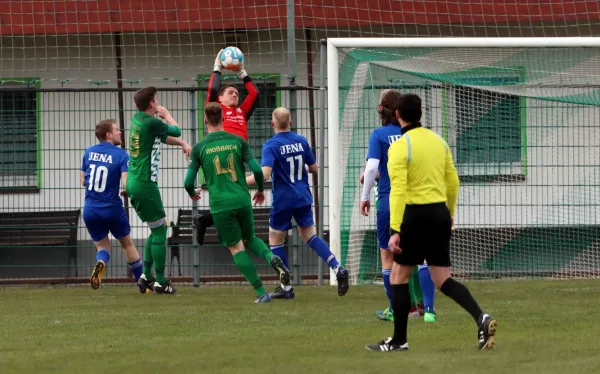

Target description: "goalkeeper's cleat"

left=336, top=267, right=350, bottom=296
left=269, top=286, right=295, bottom=299
left=270, top=255, right=291, bottom=287
left=376, top=307, right=394, bottom=321
left=366, top=337, right=408, bottom=352
left=137, top=274, right=154, bottom=294
left=477, top=314, right=498, bottom=351
left=254, top=293, right=272, bottom=303
left=90, top=260, right=106, bottom=290
left=153, top=279, right=177, bottom=294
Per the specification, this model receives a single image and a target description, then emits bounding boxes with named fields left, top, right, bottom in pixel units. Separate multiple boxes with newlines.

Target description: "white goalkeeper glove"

left=236, top=62, right=248, bottom=80
left=213, top=49, right=223, bottom=73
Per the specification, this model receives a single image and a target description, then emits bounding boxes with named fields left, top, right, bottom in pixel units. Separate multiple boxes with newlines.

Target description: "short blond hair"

left=272, top=107, right=291, bottom=129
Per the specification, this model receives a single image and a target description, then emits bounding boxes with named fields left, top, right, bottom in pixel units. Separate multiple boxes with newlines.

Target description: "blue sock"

left=307, top=235, right=339, bottom=269
left=418, top=262, right=435, bottom=312
left=128, top=258, right=143, bottom=281
left=96, top=249, right=110, bottom=264
left=382, top=268, right=392, bottom=307
left=270, top=244, right=288, bottom=268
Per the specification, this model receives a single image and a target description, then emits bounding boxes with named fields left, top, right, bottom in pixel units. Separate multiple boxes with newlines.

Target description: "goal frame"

left=326, top=37, right=600, bottom=285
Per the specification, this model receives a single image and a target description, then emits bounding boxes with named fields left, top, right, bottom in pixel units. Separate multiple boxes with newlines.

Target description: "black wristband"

left=390, top=228, right=400, bottom=236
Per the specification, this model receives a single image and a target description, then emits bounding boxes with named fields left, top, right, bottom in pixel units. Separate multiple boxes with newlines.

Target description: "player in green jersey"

left=184, top=102, right=291, bottom=303
left=127, top=86, right=192, bottom=294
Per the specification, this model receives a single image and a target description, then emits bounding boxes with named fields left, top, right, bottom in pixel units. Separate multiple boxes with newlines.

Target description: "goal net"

left=327, top=38, right=600, bottom=285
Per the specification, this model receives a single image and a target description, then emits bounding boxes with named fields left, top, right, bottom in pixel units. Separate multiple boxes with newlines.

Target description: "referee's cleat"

left=270, top=255, right=291, bottom=287
left=336, top=266, right=350, bottom=296
left=478, top=314, right=498, bottom=351
left=153, top=279, right=177, bottom=294
left=366, top=337, right=408, bottom=352
left=254, top=293, right=272, bottom=303
left=137, top=274, right=154, bottom=294
left=90, top=260, right=106, bottom=290
left=269, top=286, right=295, bottom=299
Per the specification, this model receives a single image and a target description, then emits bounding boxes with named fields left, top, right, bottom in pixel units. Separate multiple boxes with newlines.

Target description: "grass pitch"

left=1, top=280, right=599, bottom=374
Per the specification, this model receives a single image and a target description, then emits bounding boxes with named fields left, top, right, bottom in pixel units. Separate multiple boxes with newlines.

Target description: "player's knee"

left=298, top=225, right=316, bottom=242
left=380, top=249, right=394, bottom=268
left=150, top=224, right=167, bottom=243
left=268, top=228, right=287, bottom=245
left=428, top=266, right=451, bottom=289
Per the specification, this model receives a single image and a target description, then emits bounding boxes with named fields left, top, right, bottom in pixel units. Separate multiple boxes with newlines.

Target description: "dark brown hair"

left=379, top=89, right=401, bottom=125
left=395, top=94, right=422, bottom=124
left=95, top=119, right=116, bottom=141
left=134, top=86, right=157, bottom=111
left=219, top=84, right=238, bottom=96
left=204, top=102, right=223, bottom=126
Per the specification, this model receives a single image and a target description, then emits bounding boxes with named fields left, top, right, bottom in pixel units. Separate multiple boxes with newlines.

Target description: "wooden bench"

left=0, top=210, right=81, bottom=277
left=167, top=208, right=271, bottom=276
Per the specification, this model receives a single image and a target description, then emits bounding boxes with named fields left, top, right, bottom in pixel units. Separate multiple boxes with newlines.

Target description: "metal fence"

left=0, top=85, right=330, bottom=286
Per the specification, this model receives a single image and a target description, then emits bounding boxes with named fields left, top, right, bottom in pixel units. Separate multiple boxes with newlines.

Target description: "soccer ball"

left=220, top=46, right=244, bottom=71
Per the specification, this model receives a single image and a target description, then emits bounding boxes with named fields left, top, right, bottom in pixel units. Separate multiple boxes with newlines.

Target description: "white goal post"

left=327, top=37, right=600, bottom=286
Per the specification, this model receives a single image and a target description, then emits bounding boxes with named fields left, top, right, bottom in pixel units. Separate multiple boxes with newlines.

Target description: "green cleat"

left=424, top=312, right=437, bottom=323
left=376, top=306, right=394, bottom=321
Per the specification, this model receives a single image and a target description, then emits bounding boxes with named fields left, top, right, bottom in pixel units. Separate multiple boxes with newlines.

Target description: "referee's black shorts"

left=394, top=202, right=453, bottom=267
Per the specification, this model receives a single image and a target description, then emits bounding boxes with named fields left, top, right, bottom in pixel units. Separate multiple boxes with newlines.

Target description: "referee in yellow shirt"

left=366, top=94, right=497, bottom=353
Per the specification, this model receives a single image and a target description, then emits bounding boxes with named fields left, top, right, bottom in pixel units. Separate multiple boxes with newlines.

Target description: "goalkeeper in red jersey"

left=206, top=49, right=259, bottom=140
left=195, top=49, right=260, bottom=244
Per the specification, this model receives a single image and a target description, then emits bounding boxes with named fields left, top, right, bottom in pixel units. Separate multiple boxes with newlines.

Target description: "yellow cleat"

left=90, top=260, right=106, bottom=290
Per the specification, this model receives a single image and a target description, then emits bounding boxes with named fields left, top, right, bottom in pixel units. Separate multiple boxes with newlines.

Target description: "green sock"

left=150, top=225, right=168, bottom=285
left=143, top=233, right=154, bottom=279
left=233, top=250, right=266, bottom=297
left=245, top=237, right=274, bottom=263
left=411, top=267, right=424, bottom=304
left=408, top=275, right=416, bottom=307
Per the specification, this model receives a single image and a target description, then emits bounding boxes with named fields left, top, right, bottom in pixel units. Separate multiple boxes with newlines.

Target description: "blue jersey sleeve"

left=303, top=138, right=316, bottom=166
left=120, top=152, right=129, bottom=173
left=366, top=130, right=381, bottom=160
left=261, top=143, right=276, bottom=168
left=81, top=151, right=87, bottom=172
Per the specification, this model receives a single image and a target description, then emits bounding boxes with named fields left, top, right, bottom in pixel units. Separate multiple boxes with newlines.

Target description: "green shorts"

left=126, top=180, right=166, bottom=224
left=212, top=205, right=256, bottom=247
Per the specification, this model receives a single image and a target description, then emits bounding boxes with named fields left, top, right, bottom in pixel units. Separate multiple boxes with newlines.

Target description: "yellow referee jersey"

left=387, top=124, right=459, bottom=231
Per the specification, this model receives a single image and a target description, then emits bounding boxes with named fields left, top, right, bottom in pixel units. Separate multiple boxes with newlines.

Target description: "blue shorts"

left=83, top=205, right=131, bottom=242
left=270, top=204, right=314, bottom=231
left=377, top=210, right=391, bottom=250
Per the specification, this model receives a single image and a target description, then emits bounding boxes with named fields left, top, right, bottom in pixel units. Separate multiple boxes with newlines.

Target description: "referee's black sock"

left=440, top=277, right=483, bottom=324
left=391, top=283, right=411, bottom=344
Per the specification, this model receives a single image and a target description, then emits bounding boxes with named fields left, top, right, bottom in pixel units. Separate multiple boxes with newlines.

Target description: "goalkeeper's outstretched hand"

left=234, top=61, right=248, bottom=80
left=213, top=49, right=224, bottom=72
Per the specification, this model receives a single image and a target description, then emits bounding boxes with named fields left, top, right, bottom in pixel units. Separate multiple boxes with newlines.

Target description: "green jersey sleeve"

left=147, top=117, right=181, bottom=142
left=241, top=139, right=254, bottom=163
left=184, top=143, right=202, bottom=197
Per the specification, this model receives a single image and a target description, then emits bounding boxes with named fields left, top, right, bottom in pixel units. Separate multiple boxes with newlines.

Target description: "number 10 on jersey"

left=88, top=164, right=108, bottom=192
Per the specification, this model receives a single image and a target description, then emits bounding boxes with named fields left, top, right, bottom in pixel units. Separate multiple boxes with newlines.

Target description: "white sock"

left=281, top=284, right=292, bottom=291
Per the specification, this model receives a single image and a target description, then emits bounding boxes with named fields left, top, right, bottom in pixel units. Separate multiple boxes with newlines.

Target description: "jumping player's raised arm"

left=207, top=49, right=224, bottom=104
left=237, top=69, right=259, bottom=121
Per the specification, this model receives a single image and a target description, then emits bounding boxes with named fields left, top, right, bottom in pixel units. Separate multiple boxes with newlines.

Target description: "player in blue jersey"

left=247, top=107, right=350, bottom=298
left=360, top=89, right=437, bottom=322
left=80, top=119, right=145, bottom=292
